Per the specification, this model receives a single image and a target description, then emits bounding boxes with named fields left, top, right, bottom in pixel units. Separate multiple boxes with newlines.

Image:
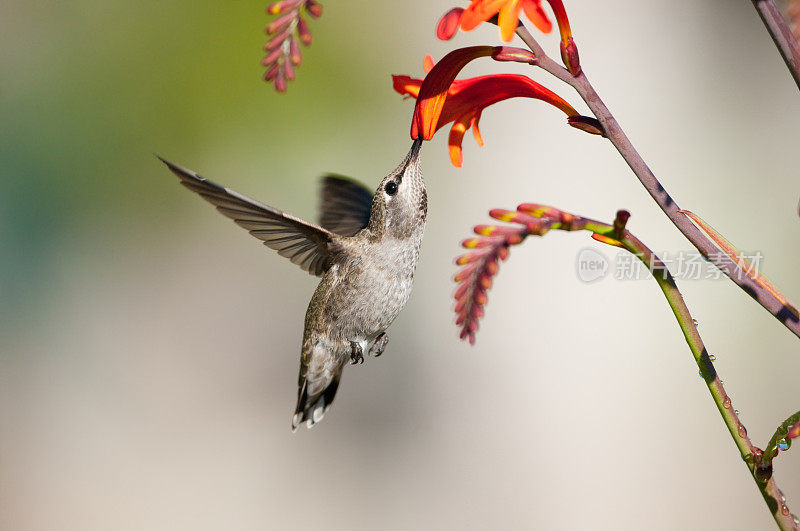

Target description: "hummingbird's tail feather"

left=291, top=373, right=341, bottom=431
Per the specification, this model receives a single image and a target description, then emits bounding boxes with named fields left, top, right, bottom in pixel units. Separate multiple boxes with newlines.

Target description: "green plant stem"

left=573, top=217, right=798, bottom=529
left=515, top=26, right=800, bottom=340
left=759, top=410, right=800, bottom=479
left=625, top=236, right=798, bottom=530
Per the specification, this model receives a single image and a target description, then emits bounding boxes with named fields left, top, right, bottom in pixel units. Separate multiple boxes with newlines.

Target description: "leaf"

left=680, top=210, right=798, bottom=318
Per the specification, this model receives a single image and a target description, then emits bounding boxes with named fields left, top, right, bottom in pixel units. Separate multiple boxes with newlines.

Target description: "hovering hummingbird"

left=158, top=139, right=426, bottom=430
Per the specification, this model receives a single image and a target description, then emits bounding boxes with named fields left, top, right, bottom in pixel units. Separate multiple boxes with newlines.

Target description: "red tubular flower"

left=441, top=0, right=580, bottom=74
left=392, top=48, right=582, bottom=167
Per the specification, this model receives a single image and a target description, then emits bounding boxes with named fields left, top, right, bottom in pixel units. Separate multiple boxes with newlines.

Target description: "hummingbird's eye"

left=384, top=181, right=398, bottom=196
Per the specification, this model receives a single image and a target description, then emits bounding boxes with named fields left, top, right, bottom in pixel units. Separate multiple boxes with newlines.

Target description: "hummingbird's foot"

left=350, top=341, right=364, bottom=365
left=369, top=333, right=389, bottom=357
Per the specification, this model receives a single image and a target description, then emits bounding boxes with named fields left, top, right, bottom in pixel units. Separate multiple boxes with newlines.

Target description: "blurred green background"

left=2, top=1, right=799, bottom=529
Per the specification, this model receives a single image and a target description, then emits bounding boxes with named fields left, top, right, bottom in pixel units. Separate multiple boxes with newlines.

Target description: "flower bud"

left=265, top=28, right=291, bottom=50
left=305, top=0, right=323, bottom=18
left=266, top=0, right=302, bottom=15
left=517, top=204, right=563, bottom=220
left=283, top=60, right=296, bottom=81
left=263, top=63, right=280, bottom=81
left=567, top=115, right=604, bottom=136
left=560, top=37, right=581, bottom=76
left=275, top=68, right=288, bottom=92
left=266, top=11, right=297, bottom=34
left=289, top=36, right=302, bottom=65
left=297, top=17, right=312, bottom=45
left=436, top=8, right=464, bottom=40
left=262, top=46, right=284, bottom=67
left=491, top=46, right=536, bottom=64
left=591, top=233, right=624, bottom=248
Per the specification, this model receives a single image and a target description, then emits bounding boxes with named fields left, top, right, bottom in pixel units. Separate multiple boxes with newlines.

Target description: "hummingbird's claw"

left=350, top=341, right=364, bottom=365
left=369, top=333, right=389, bottom=357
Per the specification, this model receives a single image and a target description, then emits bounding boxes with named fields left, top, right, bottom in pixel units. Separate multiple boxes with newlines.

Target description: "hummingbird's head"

left=368, top=139, right=427, bottom=239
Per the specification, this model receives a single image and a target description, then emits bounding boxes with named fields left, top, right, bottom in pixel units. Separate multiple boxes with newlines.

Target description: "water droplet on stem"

left=738, top=423, right=748, bottom=438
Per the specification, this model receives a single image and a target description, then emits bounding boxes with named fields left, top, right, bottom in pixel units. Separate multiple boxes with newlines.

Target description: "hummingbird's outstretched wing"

left=159, top=157, right=339, bottom=277
left=318, top=175, right=373, bottom=237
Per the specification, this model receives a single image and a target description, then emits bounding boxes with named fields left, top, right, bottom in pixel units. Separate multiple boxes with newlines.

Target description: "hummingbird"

left=158, top=139, right=426, bottom=430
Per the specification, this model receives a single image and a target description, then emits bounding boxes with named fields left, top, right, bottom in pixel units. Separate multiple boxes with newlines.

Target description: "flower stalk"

left=454, top=205, right=799, bottom=529
left=751, top=0, right=800, bottom=90
left=512, top=24, right=800, bottom=340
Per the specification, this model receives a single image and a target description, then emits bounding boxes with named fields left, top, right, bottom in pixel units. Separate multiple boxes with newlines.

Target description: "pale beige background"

left=1, top=1, right=799, bottom=529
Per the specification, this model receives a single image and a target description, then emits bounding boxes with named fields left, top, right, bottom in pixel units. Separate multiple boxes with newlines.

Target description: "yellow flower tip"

left=591, top=233, right=624, bottom=248
left=472, top=127, right=484, bottom=146
left=517, top=204, right=544, bottom=217
left=499, top=26, right=517, bottom=42
left=498, top=0, right=522, bottom=41
left=449, top=145, right=464, bottom=167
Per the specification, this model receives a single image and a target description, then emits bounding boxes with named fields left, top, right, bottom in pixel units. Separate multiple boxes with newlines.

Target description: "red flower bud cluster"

left=454, top=205, right=574, bottom=344
left=263, top=0, right=322, bottom=92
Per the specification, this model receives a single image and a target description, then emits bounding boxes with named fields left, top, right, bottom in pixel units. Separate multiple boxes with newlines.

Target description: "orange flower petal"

left=498, top=0, right=523, bottom=41
left=422, top=54, right=435, bottom=74
left=591, top=233, right=624, bottom=248
left=522, top=0, right=552, bottom=33
left=392, top=75, right=421, bottom=99
left=460, top=0, right=508, bottom=30
left=448, top=114, right=473, bottom=167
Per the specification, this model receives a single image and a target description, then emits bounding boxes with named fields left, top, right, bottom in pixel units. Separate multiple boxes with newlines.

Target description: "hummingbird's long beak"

left=407, top=138, right=423, bottom=166
left=393, top=138, right=424, bottom=184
